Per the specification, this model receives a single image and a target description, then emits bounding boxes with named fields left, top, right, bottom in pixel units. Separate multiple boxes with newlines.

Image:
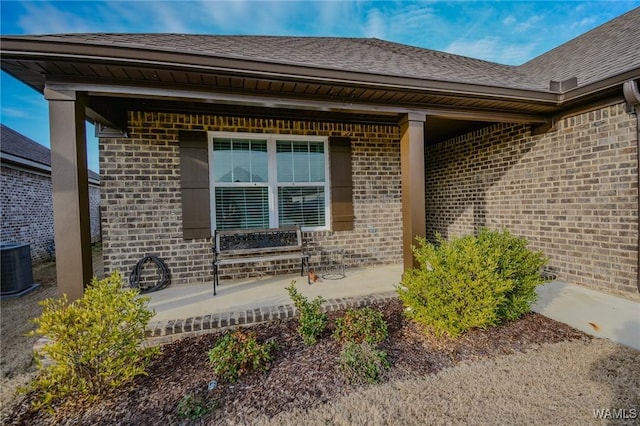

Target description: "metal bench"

left=212, top=226, right=310, bottom=295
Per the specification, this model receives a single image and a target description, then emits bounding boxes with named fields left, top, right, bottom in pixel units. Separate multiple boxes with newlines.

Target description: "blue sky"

left=1, top=0, right=639, bottom=172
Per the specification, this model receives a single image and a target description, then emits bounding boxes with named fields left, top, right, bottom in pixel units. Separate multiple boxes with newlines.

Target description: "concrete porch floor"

left=148, top=264, right=403, bottom=322
left=145, top=265, right=639, bottom=351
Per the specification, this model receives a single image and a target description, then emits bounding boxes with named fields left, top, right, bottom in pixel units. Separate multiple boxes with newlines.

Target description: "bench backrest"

left=214, top=226, right=304, bottom=256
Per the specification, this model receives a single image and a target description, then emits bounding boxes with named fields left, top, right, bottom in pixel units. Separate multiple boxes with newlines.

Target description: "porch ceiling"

left=86, top=95, right=488, bottom=144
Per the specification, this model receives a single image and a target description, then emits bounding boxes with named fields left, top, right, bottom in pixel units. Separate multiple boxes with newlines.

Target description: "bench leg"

left=303, top=258, right=311, bottom=285
left=213, top=264, right=218, bottom=296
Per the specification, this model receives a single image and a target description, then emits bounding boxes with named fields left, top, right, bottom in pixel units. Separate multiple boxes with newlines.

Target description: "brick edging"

left=144, top=291, right=399, bottom=346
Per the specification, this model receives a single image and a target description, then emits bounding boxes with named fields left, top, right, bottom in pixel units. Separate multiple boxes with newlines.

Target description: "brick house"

left=1, top=8, right=638, bottom=301
left=0, top=124, right=101, bottom=262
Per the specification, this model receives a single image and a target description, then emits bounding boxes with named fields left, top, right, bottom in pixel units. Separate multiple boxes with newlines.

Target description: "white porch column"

left=46, top=88, right=93, bottom=301
left=399, top=113, right=427, bottom=270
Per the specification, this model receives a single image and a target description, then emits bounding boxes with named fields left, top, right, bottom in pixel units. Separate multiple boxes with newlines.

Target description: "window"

left=210, top=132, right=329, bottom=231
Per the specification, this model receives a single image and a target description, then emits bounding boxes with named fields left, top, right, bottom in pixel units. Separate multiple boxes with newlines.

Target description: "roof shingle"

left=1, top=124, right=51, bottom=166
left=8, top=33, right=540, bottom=89
left=2, top=7, right=639, bottom=93
left=0, top=124, right=99, bottom=180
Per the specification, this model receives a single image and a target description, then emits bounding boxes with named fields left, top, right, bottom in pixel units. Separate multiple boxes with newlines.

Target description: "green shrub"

left=28, top=271, right=159, bottom=409
left=208, top=328, right=277, bottom=383
left=333, top=307, right=388, bottom=346
left=286, top=281, right=327, bottom=345
left=339, top=342, right=390, bottom=385
left=397, top=228, right=547, bottom=338
left=175, top=393, right=216, bottom=420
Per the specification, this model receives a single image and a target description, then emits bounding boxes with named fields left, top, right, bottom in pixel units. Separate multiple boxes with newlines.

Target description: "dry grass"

left=0, top=246, right=103, bottom=424
left=264, top=339, right=640, bottom=426
left=1, top=261, right=57, bottom=423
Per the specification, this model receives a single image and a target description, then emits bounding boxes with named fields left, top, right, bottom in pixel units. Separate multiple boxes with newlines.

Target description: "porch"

left=145, top=263, right=402, bottom=342
left=144, top=263, right=640, bottom=351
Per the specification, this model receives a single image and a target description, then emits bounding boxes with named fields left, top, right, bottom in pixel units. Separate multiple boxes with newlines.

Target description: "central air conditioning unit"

left=0, top=242, right=39, bottom=298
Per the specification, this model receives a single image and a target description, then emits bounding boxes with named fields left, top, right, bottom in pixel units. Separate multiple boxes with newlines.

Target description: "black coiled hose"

left=129, top=255, right=170, bottom=293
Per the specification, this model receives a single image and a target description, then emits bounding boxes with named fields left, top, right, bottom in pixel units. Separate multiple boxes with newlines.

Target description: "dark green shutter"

left=179, top=131, right=211, bottom=239
left=329, top=137, right=354, bottom=231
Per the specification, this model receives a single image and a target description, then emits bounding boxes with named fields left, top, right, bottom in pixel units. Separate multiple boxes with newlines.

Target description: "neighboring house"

left=1, top=8, right=638, bottom=301
left=0, top=124, right=101, bottom=261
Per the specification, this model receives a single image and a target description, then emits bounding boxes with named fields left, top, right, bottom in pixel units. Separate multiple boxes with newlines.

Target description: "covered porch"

left=145, top=263, right=401, bottom=342
left=3, top=36, right=557, bottom=300
left=144, top=263, right=640, bottom=351
left=143, top=262, right=640, bottom=351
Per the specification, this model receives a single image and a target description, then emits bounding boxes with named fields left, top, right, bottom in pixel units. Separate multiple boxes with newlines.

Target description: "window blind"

left=215, top=187, right=269, bottom=230
left=278, top=186, right=325, bottom=227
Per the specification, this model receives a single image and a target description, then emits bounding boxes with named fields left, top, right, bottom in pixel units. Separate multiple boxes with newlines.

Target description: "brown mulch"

left=7, top=299, right=590, bottom=425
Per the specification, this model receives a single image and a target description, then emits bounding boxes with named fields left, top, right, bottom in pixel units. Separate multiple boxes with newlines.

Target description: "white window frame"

left=208, top=131, right=331, bottom=232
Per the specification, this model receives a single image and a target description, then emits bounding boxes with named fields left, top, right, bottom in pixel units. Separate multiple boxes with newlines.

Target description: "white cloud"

left=446, top=37, right=498, bottom=60
left=515, top=15, right=543, bottom=32
left=312, top=1, right=359, bottom=35
left=386, top=4, right=437, bottom=32
left=200, top=0, right=251, bottom=31
left=1, top=107, right=29, bottom=119
left=363, top=7, right=386, bottom=39
left=149, top=2, right=190, bottom=33
left=196, top=0, right=320, bottom=35
left=571, top=16, right=597, bottom=29
left=17, top=1, right=96, bottom=33
left=5, top=0, right=633, bottom=64
left=502, top=15, right=516, bottom=25
left=353, top=3, right=441, bottom=47
left=500, top=13, right=545, bottom=33
left=498, top=42, right=537, bottom=65
left=573, top=3, right=587, bottom=13
left=445, top=36, right=536, bottom=65
left=199, top=0, right=310, bottom=35
left=13, top=1, right=245, bottom=35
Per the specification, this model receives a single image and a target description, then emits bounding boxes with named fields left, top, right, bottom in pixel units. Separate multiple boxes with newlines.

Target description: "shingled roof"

left=3, top=7, right=638, bottom=93
left=520, top=7, right=640, bottom=89
left=0, top=124, right=99, bottom=181
left=1, top=124, right=51, bottom=166
left=12, top=33, right=540, bottom=91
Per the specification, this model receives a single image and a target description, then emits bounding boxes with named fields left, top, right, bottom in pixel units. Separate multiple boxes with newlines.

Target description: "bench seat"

left=216, top=253, right=308, bottom=266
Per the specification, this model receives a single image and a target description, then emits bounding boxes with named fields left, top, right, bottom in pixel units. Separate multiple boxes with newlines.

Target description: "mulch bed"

left=8, top=298, right=590, bottom=425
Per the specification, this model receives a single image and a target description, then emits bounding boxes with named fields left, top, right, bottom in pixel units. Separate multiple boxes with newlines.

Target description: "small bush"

left=208, top=329, right=277, bottom=383
left=28, top=271, right=159, bottom=409
left=175, top=393, right=216, bottom=420
left=339, top=342, right=390, bottom=385
left=397, top=228, right=547, bottom=338
left=333, top=307, right=388, bottom=346
left=286, top=281, right=327, bottom=345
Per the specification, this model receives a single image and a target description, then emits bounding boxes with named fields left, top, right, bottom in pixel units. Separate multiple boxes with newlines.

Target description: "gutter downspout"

left=623, top=79, right=640, bottom=293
